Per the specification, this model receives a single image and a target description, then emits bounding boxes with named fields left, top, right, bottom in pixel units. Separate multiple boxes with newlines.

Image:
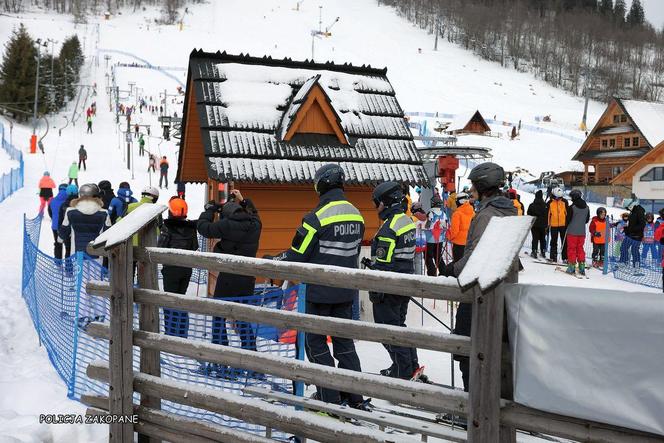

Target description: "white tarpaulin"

left=505, top=284, right=664, bottom=436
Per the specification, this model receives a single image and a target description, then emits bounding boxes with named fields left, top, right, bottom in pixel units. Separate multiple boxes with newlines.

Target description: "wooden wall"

left=179, top=79, right=208, bottom=183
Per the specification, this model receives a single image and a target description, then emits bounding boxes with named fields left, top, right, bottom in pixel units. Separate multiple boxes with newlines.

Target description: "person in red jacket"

left=589, top=207, right=607, bottom=268
left=38, top=171, right=56, bottom=216
left=654, top=214, right=664, bottom=293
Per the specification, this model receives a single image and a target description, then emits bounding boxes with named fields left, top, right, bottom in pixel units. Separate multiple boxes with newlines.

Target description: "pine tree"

left=598, top=0, right=613, bottom=15
left=0, top=24, right=38, bottom=122
left=613, top=0, right=626, bottom=25
left=58, top=35, right=84, bottom=101
left=626, top=0, right=645, bottom=27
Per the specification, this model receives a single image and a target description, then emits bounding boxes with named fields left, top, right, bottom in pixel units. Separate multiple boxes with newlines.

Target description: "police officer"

left=366, top=182, right=420, bottom=380
left=276, top=164, right=367, bottom=408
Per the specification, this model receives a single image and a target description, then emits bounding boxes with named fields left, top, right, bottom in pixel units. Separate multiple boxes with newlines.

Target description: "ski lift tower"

left=310, top=6, right=339, bottom=61
left=414, top=134, right=492, bottom=211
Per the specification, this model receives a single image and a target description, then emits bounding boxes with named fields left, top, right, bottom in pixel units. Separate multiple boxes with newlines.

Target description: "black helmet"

left=596, top=206, right=606, bottom=216
left=79, top=183, right=100, bottom=198
left=372, top=181, right=404, bottom=208
left=468, top=162, right=505, bottom=193
left=569, top=189, right=582, bottom=201
left=314, top=164, right=345, bottom=195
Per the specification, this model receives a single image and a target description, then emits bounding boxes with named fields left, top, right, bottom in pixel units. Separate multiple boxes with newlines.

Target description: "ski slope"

left=0, top=1, right=655, bottom=442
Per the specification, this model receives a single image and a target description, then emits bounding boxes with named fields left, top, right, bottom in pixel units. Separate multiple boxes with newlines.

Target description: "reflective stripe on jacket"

left=371, top=209, right=416, bottom=274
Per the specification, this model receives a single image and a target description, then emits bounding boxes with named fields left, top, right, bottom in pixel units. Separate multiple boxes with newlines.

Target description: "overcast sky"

left=630, top=0, right=664, bottom=30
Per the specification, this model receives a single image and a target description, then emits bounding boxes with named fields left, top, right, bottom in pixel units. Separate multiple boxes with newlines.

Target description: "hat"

left=66, top=184, right=78, bottom=196
left=535, top=190, right=543, bottom=199
left=43, top=171, right=50, bottom=176
left=168, top=196, right=188, bottom=217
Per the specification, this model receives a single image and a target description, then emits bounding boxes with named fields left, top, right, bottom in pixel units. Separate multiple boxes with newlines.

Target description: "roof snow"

left=619, top=99, right=664, bottom=147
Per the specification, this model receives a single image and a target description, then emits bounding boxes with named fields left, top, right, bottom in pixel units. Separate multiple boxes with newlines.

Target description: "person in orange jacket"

left=38, top=171, right=56, bottom=216
left=507, top=188, right=524, bottom=215
left=589, top=207, right=607, bottom=268
left=547, top=187, right=569, bottom=262
left=446, top=192, right=475, bottom=262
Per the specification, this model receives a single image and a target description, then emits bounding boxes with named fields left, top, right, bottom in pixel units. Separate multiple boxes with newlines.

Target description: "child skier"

left=655, top=216, right=664, bottom=293
left=565, top=189, right=589, bottom=276
left=38, top=171, right=56, bottom=215
left=589, top=207, right=607, bottom=268
left=641, top=213, right=657, bottom=264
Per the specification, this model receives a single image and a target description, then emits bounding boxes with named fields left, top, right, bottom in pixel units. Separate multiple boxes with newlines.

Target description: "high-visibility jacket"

left=447, top=202, right=475, bottom=246
left=589, top=216, right=606, bottom=245
left=512, top=199, right=523, bottom=216
left=371, top=207, right=416, bottom=274
left=548, top=198, right=568, bottom=228
left=282, top=188, right=365, bottom=304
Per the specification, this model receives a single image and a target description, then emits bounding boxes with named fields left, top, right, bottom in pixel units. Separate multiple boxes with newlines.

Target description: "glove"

left=440, top=262, right=456, bottom=278
left=361, top=257, right=373, bottom=269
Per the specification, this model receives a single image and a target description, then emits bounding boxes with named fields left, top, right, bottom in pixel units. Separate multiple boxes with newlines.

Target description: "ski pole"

left=409, top=296, right=452, bottom=332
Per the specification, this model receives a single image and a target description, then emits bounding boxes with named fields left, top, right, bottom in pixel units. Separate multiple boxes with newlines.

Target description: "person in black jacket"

left=197, top=189, right=262, bottom=379
left=624, top=198, right=647, bottom=267
left=97, top=180, right=115, bottom=210
left=58, top=184, right=79, bottom=261
left=160, top=197, right=199, bottom=338
left=527, top=190, right=548, bottom=259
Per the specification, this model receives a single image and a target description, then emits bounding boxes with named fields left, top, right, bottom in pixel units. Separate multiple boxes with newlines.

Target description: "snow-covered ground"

left=0, top=1, right=655, bottom=442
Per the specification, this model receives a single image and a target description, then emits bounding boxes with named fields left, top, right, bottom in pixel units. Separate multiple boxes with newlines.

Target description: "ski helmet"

left=66, top=184, right=78, bottom=196
left=313, top=164, right=345, bottom=195
left=142, top=186, right=160, bottom=199
left=43, top=171, right=50, bottom=176
left=552, top=187, right=564, bottom=198
left=456, top=192, right=470, bottom=205
left=569, top=189, right=582, bottom=201
left=168, top=196, right=188, bottom=217
left=507, top=188, right=517, bottom=199
left=596, top=207, right=606, bottom=217
left=372, top=181, right=404, bottom=208
left=79, top=183, right=101, bottom=198
left=467, top=162, right=505, bottom=193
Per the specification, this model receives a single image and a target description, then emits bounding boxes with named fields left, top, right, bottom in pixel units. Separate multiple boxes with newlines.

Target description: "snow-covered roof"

left=618, top=98, right=664, bottom=147
left=183, top=50, right=425, bottom=185
left=577, top=148, right=648, bottom=161
left=444, top=110, right=489, bottom=133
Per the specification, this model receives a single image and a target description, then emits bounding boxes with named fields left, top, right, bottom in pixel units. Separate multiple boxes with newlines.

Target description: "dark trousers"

left=148, top=165, right=156, bottom=173
left=425, top=242, right=443, bottom=276
left=139, top=145, right=145, bottom=156
left=211, top=295, right=257, bottom=352
left=52, top=230, right=63, bottom=259
left=454, top=302, right=472, bottom=392
left=305, top=301, right=362, bottom=404
left=459, top=357, right=470, bottom=393
left=592, top=243, right=605, bottom=262
left=531, top=227, right=546, bottom=258
left=78, top=158, right=87, bottom=170
left=68, top=178, right=79, bottom=186
left=452, top=244, right=465, bottom=263
left=620, top=238, right=641, bottom=265
left=159, top=173, right=168, bottom=188
left=549, top=227, right=567, bottom=262
left=162, top=267, right=192, bottom=338
left=372, top=293, right=417, bottom=379
left=86, top=122, right=92, bottom=133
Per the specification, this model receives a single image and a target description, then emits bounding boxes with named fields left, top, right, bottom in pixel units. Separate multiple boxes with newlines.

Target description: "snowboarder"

left=86, top=115, right=93, bottom=133
left=269, top=164, right=367, bottom=409
left=159, top=197, right=198, bottom=338
left=38, top=171, right=56, bottom=216
left=108, top=182, right=137, bottom=224
left=641, top=213, right=657, bottom=263
left=564, top=189, right=589, bottom=276
left=97, top=180, right=115, bottom=210
left=47, top=183, right=68, bottom=258
left=446, top=192, right=474, bottom=262
left=527, top=190, right=548, bottom=259
left=589, top=207, right=607, bottom=268
left=440, top=162, right=516, bottom=392
left=197, top=189, right=262, bottom=378
left=623, top=197, right=646, bottom=267
left=78, top=145, right=87, bottom=171
left=148, top=154, right=156, bottom=173
left=138, top=134, right=145, bottom=156
left=159, top=156, right=169, bottom=189
left=547, top=187, right=568, bottom=263
left=68, top=162, right=79, bottom=187
left=365, top=181, right=421, bottom=381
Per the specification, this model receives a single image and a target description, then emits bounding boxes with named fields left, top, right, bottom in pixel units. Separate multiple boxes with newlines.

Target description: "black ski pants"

left=371, top=293, right=418, bottom=379
left=425, top=242, right=443, bottom=276
left=531, top=226, right=546, bottom=258
left=549, top=226, right=567, bottom=262
left=452, top=244, right=465, bottom=263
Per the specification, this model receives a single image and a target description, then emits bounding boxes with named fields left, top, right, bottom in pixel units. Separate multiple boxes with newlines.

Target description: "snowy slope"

left=0, top=1, right=653, bottom=442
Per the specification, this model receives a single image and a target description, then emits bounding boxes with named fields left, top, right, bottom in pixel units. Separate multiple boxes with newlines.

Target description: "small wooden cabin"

left=444, top=110, right=490, bottom=135
left=177, top=50, right=426, bottom=258
left=572, top=97, right=664, bottom=186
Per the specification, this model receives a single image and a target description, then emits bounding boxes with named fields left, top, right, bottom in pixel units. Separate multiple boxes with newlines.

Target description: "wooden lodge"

left=572, top=97, right=664, bottom=187
left=444, top=110, right=491, bottom=135
left=176, top=50, right=427, bottom=257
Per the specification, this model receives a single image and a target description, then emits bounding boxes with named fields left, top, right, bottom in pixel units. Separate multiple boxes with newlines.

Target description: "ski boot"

left=565, top=263, right=575, bottom=275
left=578, top=262, right=586, bottom=276
left=344, top=398, right=374, bottom=412
left=379, top=366, right=395, bottom=377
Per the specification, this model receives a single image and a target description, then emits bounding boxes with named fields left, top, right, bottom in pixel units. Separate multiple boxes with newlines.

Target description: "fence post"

left=467, top=282, right=505, bottom=442
left=108, top=240, right=134, bottom=443
left=499, top=267, right=518, bottom=443
left=137, top=220, right=161, bottom=443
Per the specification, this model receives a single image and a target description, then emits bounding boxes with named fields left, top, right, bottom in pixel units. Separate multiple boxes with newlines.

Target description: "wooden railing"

left=82, top=203, right=664, bottom=443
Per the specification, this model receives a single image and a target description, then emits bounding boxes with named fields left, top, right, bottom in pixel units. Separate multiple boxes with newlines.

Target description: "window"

left=613, top=115, right=619, bottom=123
left=657, top=168, right=664, bottom=181
left=633, top=137, right=639, bottom=146
left=601, top=139, right=608, bottom=148
left=624, top=137, right=630, bottom=148
left=612, top=166, right=624, bottom=177
left=610, top=138, right=616, bottom=148
left=640, top=167, right=664, bottom=182
left=620, top=115, right=627, bottom=122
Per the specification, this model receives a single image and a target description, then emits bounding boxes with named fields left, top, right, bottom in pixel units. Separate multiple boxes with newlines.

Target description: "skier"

left=440, top=162, right=516, bottom=392
left=365, top=182, right=422, bottom=381
left=47, top=183, right=68, bottom=258
left=270, top=164, right=367, bottom=409
left=38, top=171, right=56, bottom=216
left=108, top=182, right=137, bottom=224
left=134, top=123, right=139, bottom=138
left=159, top=197, right=198, bottom=338
left=547, top=187, right=568, bottom=263
left=58, top=185, right=79, bottom=260
left=78, top=145, right=87, bottom=171
left=527, top=190, right=548, bottom=259
left=424, top=196, right=446, bottom=276
left=410, top=202, right=428, bottom=275
left=654, top=211, right=664, bottom=292
left=68, top=162, right=79, bottom=187
left=148, top=154, right=157, bottom=173
left=623, top=198, right=646, bottom=267
left=97, top=180, right=115, bottom=210
left=589, top=207, right=607, bottom=268
left=507, top=188, right=523, bottom=215
left=564, top=189, right=589, bottom=276
left=614, top=212, right=630, bottom=264
left=159, top=156, right=169, bottom=188
left=86, top=114, right=93, bottom=134
left=197, top=189, right=261, bottom=378
left=138, top=134, right=145, bottom=156
left=446, top=192, right=475, bottom=262
left=640, top=213, right=658, bottom=264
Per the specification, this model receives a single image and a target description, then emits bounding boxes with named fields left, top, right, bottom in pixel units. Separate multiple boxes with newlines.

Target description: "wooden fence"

left=82, top=203, right=663, bottom=443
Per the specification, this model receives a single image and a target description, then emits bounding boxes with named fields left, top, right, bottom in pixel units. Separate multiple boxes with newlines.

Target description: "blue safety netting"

left=22, top=214, right=304, bottom=440
left=0, top=122, right=24, bottom=203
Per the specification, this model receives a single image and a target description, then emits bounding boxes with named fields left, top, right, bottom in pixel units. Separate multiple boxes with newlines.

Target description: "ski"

left=555, top=266, right=589, bottom=279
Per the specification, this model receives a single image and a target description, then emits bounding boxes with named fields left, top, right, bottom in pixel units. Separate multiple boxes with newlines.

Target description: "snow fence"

left=21, top=215, right=303, bottom=440
left=0, top=122, right=24, bottom=203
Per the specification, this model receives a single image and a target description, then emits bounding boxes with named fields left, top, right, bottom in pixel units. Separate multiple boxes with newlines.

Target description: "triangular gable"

left=611, top=140, right=664, bottom=185
left=279, top=75, right=348, bottom=144
left=616, top=98, right=664, bottom=148
left=466, top=110, right=490, bottom=132
left=572, top=98, right=621, bottom=161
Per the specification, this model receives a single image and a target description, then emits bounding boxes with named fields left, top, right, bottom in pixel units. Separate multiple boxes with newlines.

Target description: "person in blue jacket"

left=108, top=182, right=137, bottom=224
left=47, top=183, right=68, bottom=259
